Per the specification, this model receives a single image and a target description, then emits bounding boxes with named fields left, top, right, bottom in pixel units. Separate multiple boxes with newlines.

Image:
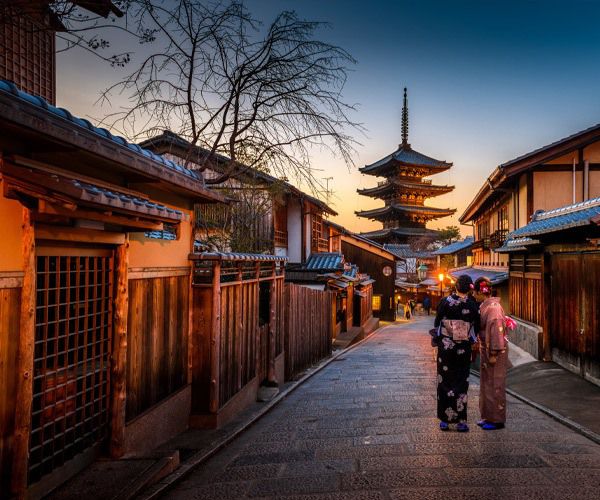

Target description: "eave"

left=0, top=83, right=226, bottom=204
left=356, top=204, right=456, bottom=221
left=357, top=180, right=454, bottom=198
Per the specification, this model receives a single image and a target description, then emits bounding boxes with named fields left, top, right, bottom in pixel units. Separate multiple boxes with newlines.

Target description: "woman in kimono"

left=474, top=277, right=508, bottom=430
left=433, top=275, right=480, bottom=432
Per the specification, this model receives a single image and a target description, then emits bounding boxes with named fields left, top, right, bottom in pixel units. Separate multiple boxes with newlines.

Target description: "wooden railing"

left=490, top=229, right=509, bottom=249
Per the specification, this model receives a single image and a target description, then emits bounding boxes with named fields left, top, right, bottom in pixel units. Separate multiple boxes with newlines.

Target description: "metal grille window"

left=29, top=250, right=113, bottom=484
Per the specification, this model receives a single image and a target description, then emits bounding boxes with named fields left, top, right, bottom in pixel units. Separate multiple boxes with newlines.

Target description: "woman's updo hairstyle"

left=455, top=274, right=473, bottom=294
left=474, top=277, right=492, bottom=295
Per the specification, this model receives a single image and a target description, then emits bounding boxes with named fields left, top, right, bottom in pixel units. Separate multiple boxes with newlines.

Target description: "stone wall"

left=509, top=317, right=543, bottom=360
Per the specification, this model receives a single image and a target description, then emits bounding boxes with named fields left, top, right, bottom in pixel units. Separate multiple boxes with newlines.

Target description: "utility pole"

left=322, top=176, right=333, bottom=206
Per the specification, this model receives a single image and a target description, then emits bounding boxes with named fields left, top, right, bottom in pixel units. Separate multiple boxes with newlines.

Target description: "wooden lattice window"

left=0, top=11, right=56, bottom=103
left=29, top=249, right=113, bottom=484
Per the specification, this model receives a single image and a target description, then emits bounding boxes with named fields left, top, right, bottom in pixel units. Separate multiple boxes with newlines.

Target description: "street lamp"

left=417, top=263, right=428, bottom=281
left=438, top=272, right=444, bottom=296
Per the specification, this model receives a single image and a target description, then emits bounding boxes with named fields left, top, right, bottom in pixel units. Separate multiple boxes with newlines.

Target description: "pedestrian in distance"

left=423, top=295, right=432, bottom=316
left=473, top=277, right=509, bottom=431
left=432, top=274, right=480, bottom=432
left=404, top=302, right=411, bottom=320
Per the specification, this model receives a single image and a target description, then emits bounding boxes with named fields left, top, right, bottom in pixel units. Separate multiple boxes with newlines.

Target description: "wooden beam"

left=38, top=201, right=165, bottom=231
left=35, top=225, right=126, bottom=245
left=209, top=261, right=221, bottom=413
left=11, top=208, right=36, bottom=496
left=110, top=237, right=129, bottom=458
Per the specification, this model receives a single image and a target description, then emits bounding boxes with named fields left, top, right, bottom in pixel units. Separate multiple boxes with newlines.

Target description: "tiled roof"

left=361, top=145, right=452, bottom=174
left=449, top=266, right=508, bottom=286
left=508, top=197, right=600, bottom=238
left=140, top=131, right=337, bottom=215
left=384, top=244, right=429, bottom=259
left=356, top=204, right=456, bottom=219
left=495, top=236, right=540, bottom=253
left=0, top=80, right=206, bottom=184
left=432, top=237, right=474, bottom=255
left=73, top=179, right=184, bottom=219
left=189, top=252, right=287, bottom=262
left=304, top=252, right=344, bottom=271
left=361, top=227, right=439, bottom=240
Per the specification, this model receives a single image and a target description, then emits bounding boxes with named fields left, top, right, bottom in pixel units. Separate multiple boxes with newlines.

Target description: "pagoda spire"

left=401, top=87, right=409, bottom=148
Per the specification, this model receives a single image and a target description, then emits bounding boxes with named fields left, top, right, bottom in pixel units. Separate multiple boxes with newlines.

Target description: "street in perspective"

left=1, top=1, right=600, bottom=499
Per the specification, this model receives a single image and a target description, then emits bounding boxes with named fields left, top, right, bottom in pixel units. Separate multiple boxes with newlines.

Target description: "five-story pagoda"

left=356, top=88, right=455, bottom=244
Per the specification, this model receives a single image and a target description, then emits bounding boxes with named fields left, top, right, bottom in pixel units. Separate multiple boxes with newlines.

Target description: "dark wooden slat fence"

left=284, top=283, right=335, bottom=380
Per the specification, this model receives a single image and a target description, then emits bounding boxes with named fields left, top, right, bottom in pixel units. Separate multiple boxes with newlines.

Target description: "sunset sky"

left=57, top=0, right=600, bottom=236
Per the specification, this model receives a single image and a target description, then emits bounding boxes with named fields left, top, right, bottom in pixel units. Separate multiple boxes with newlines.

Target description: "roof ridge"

left=534, top=195, right=600, bottom=221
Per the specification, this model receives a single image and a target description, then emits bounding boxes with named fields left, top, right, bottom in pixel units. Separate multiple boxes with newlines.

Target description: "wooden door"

left=583, top=253, right=600, bottom=377
left=29, top=246, right=113, bottom=485
left=550, top=254, right=583, bottom=359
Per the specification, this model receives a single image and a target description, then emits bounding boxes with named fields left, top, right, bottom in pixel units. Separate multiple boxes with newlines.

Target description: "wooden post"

left=268, top=263, right=277, bottom=383
left=11, top=208, right=36, bottom=496
left=110, top=237, right=129, bottom=458
left=209, top=261, right=221, bottom=413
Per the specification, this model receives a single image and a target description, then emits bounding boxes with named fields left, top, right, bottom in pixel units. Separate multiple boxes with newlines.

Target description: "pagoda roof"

left=357, top=179, right=454, bottom=198
left=360, top=144, right=452, bottom=177
left=359, top=227, right=439, bottom=242
left=356, top=204, right=456, bottom=221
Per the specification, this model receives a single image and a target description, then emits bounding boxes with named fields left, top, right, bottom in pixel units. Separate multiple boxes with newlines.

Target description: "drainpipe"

left=584, top=159, right=590, bottom=201
left=572, top=158, right=577, bottom=204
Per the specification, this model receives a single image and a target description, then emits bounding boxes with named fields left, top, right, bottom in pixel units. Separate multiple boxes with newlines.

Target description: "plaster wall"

left=589, top=170, right=600, bottom=199
left=128, top=209, right=193, bottom=269
left=0, top=186, right=24, bottom=272
left=287, top=198, right=302, bottom=263
left=533, top=171, right=583, bottom=212
left=584, top=141, right=600, bottom=162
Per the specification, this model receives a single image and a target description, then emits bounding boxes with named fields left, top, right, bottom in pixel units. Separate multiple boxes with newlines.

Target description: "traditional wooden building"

left=356, top=88, right=455, bottom=244
left=140, top=131, right=336, bottom=261
left=497, top=197, right=600, bottom=386
left=432, top=237, right=474, bottom=270
left=460, top=123, right=600, bottom=358
left=0, top=80, right=226, bottom=497
left=325, top=221, right=397, bottom=322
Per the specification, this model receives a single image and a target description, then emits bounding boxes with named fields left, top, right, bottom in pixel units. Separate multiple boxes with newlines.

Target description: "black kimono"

left=434, top=294, right=480, bottom=423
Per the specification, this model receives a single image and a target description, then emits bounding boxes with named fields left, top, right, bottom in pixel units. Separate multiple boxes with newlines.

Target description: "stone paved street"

left=164, top=317, right=600, bottom=499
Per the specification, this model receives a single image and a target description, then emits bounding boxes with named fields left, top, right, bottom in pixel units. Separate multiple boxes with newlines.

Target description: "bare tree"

left=99, top=0, right=361, bottom=191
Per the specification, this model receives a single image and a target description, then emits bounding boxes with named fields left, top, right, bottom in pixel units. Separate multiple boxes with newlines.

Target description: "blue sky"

left=57, top=0, right=600, bottom=233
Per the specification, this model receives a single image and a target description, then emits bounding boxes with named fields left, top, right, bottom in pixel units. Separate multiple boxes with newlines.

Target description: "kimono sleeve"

left=488, top=304, right=507, bottom=351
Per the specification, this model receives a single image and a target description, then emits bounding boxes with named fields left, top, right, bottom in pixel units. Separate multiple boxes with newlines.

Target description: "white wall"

left=287, top=198, right=302, bottom=263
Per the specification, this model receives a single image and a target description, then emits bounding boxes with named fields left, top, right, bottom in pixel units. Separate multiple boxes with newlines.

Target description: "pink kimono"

left=478, top=297, right=508, bottom=424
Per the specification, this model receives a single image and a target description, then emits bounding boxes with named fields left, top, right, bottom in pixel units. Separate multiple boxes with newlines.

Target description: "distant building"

left=356, top=88, right=455, bottom=244
left=433, top=237, right=474, bottom=270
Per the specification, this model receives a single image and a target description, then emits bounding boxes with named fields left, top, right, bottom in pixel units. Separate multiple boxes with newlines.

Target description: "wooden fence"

left=284, top=283, right=335, bottom=380
left=354, top=283, right=373, bottom=328
left=190, top=254, right=285, bottom=424
left=126, top=275, right=189, bottom=421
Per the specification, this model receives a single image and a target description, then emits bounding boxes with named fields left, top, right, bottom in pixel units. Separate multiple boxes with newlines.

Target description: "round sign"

left=382, top=265, right=393, bottom=277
